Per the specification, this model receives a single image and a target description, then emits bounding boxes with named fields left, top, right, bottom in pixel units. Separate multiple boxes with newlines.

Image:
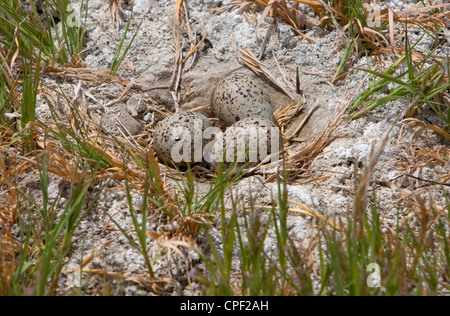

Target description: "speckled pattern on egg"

left=153, top=111, right=212, bottom=166
left=213, top=73, right=274, bottom=127
left=209, top=117, right=281, bottom=170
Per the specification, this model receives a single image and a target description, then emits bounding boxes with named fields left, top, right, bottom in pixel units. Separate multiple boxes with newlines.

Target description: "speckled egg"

left=208, top=117, right=282, bottom=170
left=213, top=73, right=274, bottom=127
left=153, top=111, right=212, bottom=166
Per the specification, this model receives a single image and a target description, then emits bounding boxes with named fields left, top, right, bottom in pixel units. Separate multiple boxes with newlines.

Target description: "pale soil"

left=16, top=0, right=449, bottom=295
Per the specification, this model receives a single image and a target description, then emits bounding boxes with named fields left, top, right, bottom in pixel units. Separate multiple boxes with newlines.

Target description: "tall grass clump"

left=8, top=146, right=101, bottom=295
left=0, top=56, right=15, bottom=127
left=320, top=0, right=387, bottom=82
left=0, top=0, right=86, bottom=66
left=318, top=129, right=450, bottom=295
left=318, top=192, right=450, bottom=296
left=194, top=131, right=450, bottom=296
left=196, top=162, right=316, bottom=296
left=350, top=28, right=450, bottom=132
left=110, top=13, right=142, bottom=76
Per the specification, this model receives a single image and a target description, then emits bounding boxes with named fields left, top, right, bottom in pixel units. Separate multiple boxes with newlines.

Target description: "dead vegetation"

left=0, top=0, right=449, bottom=296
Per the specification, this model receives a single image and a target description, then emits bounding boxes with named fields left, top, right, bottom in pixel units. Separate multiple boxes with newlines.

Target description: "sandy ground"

left=18, top=0, right=450, bottom=295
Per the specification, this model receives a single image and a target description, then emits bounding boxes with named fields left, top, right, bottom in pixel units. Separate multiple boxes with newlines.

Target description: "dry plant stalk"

left=169, top=0, right=207, bottom=110
left=285, top=102, right=318, bottom=138
left=236, top=47, right=296, bottom=100
left=0, top=49, right=21, bottom=112
left=42, top=63, right=138, bottom=87
left=284, top=103, right=346, bottom=179
left=0, top=229, right=19, bottom=294
left=169, top=0, right=207, bottom=112
left=378, top=3, right=450, bottom=31
left=105, top=0, right=125, bottom=28
left=0, top=150, right=19, bottom=224
left=353, top=122, right=394, bottom=236
left=222, top=0, right=322, bottom=40
left=80, top=268, right=169, bottom=293
left=274, top=100, right=303, bottom=128
left=403, top=118, right=450, bottom=141
left=393, top=121, right=450, bottom=187
left=288, top=199, right=342, bottom=230
left=67, top=239, right=116, bottom=274
left=0, top=150, right=20, bottom=294
left=255, top=0, right=315, bottom=41
left=243, top=202, right=342, bottom=230
left=251, top=102, right=345, bottom=181
left=182, top=32, right=208, bottom=64
left=170, top=0, right=185, bottom=94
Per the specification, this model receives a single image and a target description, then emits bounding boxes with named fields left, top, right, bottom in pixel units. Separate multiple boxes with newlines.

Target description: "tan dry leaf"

left=236, top=47, right=296, bottom=100
left=404, top=118, right=450, bottom=141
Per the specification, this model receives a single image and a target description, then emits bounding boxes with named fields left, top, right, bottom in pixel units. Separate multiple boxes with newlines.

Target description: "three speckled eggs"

left=153, top=73, right=281, bottom=167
